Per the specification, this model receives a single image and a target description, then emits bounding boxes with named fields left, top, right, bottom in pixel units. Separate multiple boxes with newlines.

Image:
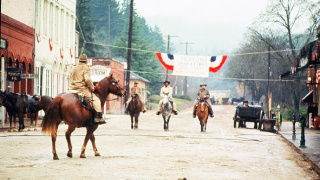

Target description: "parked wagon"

left=233, top=102, right=264, bottom=129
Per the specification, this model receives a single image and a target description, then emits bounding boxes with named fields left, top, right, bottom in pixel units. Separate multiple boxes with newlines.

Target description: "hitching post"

left=292, top=113, right=296, bottom=140
left=299, top=116, right=306, bottom=148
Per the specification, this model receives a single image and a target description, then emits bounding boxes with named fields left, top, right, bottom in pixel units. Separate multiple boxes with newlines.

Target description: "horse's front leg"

left=89, top=134, right=100, bottom=156
left=166, top=115, right=171, bottom=131
left=134, top=114, right=138, bottom=129
left=65, top=126, right=76, bottom=158
left=131, top=115, right=134, bottom=129
left=33, top=112, right=39, bottom=130
left=162, top=116, right=167, bottom=131
left=18, top=113, right=25, bottom=131
left=81, top=126, right=98, bottom=158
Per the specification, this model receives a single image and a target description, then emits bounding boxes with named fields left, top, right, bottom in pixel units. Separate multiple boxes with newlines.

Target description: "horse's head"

left=95, top=73, right=126, bottom=98
left=0, top=90, right=7, bottom=106
left=162, top=93, right=169, bottom=105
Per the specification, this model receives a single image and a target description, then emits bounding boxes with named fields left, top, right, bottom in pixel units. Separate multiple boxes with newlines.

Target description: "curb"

left=278, top=133, right=320, bottom=176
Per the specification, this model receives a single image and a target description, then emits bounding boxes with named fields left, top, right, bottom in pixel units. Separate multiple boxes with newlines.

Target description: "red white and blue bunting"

left=156, top=52, right=227, bottom=77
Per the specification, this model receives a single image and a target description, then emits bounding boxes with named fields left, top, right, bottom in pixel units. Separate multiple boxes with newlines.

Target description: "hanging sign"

left=7, top=68, right=21, bottom=81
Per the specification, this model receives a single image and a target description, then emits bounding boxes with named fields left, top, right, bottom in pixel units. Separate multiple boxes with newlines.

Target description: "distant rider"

left=193, top=83, right=214, bottom=118
left=125, top=81, right=146, bottom=113
left=156, top=80, right=178, bottom=115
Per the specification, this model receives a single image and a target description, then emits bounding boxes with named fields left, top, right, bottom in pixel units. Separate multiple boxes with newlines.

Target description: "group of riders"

left=68, top=54, right=214, bottom=125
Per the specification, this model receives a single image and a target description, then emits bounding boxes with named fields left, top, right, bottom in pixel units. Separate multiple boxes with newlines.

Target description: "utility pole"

left=161, top=35, right=178, bottom=80
left=267, top=46, right=271, bottom=118
left=125, top=0, right=134, bottom=103
left=181, top=41, right=194, bottom=99
left=107, top=0, right=111, bottom=58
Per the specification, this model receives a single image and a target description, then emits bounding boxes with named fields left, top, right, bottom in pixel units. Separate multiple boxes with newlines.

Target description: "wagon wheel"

left=233, top=112, right=237, bottom=128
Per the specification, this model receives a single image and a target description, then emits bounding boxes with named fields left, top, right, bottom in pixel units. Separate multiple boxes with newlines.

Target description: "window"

left=43, top=0, right=48, bottom=36
left=55, top=6, right=59, bottom=42
left=35, top=67, right=40, bottom=94
left=49, top=3, right=54, bottom=39
left=46, top=69, right=51, bottom=95
left=60, top=9, right=64, bottom=46
left=66, top=12, right=69, bottom=47
left=37, top=0, right=42, bottom=34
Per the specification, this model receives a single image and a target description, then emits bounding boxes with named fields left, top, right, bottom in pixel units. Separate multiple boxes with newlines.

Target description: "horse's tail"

left=41, top=96, right=62, bottom=136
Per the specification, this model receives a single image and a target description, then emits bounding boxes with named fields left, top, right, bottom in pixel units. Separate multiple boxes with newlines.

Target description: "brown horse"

left=0, top=91, right=52, bottom=131
left=42, top=74, right=126, bottom=160
left=128, top=94, right=142, bottom=129
left=196, top=100, right=209, bottom=132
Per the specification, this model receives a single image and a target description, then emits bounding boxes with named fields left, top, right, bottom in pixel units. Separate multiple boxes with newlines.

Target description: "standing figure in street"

left=156, top=80, right=178, bottom=115
left=68, top=54, right=105, bottom=124
left=125, top=81, right=146, bottom=114
left=193, top=84, right=214, bottom=118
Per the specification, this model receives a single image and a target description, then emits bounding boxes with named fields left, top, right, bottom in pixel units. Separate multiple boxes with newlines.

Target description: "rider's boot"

left=94, top=112, right=106, bottom=124
left=156, top=111, right=160, bottom=115
left=208, top=106, right=214, bottom=118
left=193, top=106, right=197, bottom=118
left=173, top=110, right=178, bottom=115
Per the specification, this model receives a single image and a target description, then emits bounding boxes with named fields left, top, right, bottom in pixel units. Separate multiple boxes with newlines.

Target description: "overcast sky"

left=134, top=0, right=269, bottom=56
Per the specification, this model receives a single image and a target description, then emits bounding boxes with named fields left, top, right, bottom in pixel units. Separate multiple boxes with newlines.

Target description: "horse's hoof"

left=95, top=153, right=101, bottom=156
left=53, top=154, right=59, bottom=160
left=67, top=153, right=72, bottom=158
left=34, top=128, right=37, bottom=131
left=80, top=155, right=86, bottom=158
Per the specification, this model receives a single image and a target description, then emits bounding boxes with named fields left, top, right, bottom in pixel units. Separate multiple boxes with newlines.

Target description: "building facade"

left=1, top=5, right=35, bottom=94
left=34, top=0, right=76, bottom=97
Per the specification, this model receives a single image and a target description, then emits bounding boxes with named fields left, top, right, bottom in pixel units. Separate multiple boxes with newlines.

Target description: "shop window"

left=15, top=59, right=19, bottom=68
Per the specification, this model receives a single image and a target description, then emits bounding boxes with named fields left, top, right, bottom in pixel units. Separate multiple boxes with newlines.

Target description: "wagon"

left=233, top=102, right=264, bottom=129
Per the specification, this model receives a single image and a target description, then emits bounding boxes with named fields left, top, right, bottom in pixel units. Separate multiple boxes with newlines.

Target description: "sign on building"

left=7, top=68, right=21, bottom=81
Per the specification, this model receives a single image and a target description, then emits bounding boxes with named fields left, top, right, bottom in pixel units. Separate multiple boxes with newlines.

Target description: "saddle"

left=23, top=94, right=40, bottom=113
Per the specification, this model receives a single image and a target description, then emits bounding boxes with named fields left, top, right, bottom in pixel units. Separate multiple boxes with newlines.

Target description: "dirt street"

left=0, top=105, right=318, bottom=179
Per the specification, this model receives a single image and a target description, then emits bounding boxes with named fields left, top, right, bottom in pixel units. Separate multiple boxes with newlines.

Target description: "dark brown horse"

left=42, top=74, right=126, bottom=160
left=196, top=100, right=209, bottom=132
left=0, top=91, right=52, bottom=131
left=128, top=94, right=142, bottom=129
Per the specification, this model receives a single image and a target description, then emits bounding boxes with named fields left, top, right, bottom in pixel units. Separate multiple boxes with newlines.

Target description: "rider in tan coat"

left=156, top=80, right=178, bottom=115
left=68, top=54, right=105, bottom=124
left=193, top=83, right=214, bottom=118
left=125, top=81, right=146, bottom=113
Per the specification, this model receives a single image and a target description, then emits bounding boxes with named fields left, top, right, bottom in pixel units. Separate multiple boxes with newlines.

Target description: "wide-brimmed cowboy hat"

left=200, top=83, right=207, bottom=87
left=134, top=81, right=138, bottom=84
left=79, top=54, right=87, bottom=62
left=163, top=80, right=170, bottom=84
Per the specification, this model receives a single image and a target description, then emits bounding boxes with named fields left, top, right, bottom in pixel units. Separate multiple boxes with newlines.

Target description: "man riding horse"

left=193, top=83, right=214, bottom=118
left=68, top=54, right=105, bottom=124
left=125, top=81, right=146, bottom=113
left=156, top=80, right=178, bottom=115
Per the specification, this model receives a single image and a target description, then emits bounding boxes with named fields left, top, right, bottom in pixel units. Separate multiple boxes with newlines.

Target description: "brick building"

left=0, top=13, right=35, bottom=94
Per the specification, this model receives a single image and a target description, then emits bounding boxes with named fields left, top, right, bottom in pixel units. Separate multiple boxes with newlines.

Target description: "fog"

left=134, top=0, right=268, bottom=56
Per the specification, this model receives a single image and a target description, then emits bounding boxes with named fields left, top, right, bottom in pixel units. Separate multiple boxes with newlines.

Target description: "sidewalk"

left=279, top=121, right=320, bottom=174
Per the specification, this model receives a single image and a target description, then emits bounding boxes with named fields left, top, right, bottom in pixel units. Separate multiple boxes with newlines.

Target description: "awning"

left=300, top=90, right=313, bottom=103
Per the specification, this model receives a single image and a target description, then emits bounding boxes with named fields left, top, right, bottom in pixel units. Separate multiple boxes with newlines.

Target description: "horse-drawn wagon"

left=233, top=102, right=263, bottom=129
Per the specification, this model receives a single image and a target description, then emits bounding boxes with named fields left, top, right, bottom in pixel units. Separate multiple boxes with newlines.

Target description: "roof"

left=113, top=56, right=127, bottom=62
left=124, top=71, right=150, bottom=83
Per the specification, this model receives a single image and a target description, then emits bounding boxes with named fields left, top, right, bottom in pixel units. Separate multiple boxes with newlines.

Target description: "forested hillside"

left=76, top=0, right=166, bottom=95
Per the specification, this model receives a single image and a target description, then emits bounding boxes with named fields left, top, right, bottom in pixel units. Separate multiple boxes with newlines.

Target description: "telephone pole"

left=181, top=41, right=194, bottom=99
left=161, top=35, right=178, bottom=80
left=125, top=0, right=134, bottom=102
